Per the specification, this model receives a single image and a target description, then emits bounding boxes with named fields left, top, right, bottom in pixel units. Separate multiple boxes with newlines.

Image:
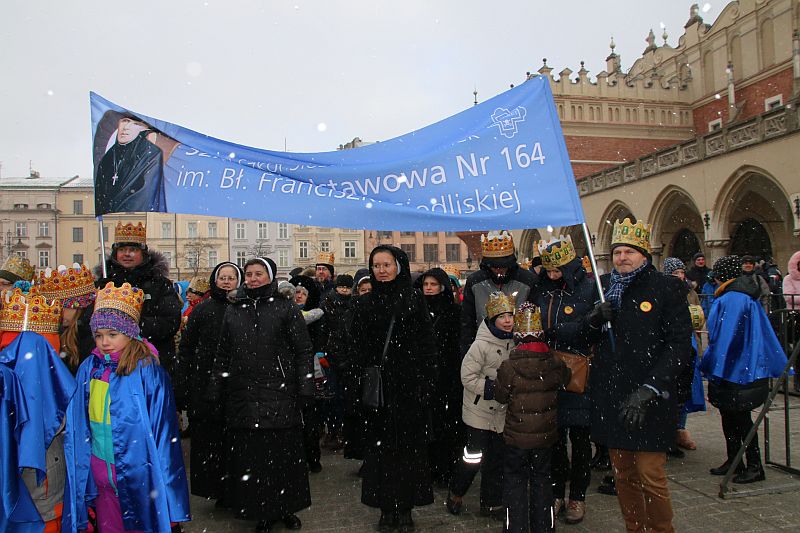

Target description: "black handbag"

left=362, top=315, right=395, bottom=408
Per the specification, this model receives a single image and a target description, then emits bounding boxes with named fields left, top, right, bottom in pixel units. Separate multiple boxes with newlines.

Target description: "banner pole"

left=98, top=215, right=107, bottom=278
left=581, top=222, right=615, bottom=350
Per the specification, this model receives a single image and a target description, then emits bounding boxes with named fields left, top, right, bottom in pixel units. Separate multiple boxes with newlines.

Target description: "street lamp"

left=466, top=251, right=473, bottom=272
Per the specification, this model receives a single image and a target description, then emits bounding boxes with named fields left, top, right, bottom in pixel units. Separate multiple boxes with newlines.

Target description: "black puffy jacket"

left=95, top=250, right=181, bottom=374
left=207, top=280, right=314, bottom=430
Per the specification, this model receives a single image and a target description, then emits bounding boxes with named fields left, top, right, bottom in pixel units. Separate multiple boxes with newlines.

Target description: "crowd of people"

left=0, top=220, right=796, bottom=533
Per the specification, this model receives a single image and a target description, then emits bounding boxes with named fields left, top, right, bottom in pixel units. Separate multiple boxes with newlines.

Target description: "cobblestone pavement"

left=182, top=391, right=800, bottom=532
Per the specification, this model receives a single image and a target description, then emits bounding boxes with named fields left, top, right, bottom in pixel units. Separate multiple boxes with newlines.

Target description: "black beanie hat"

left=335, top=274, right=354, bottom=288
left=713, top=255, right=742, bottom=282
left=693, top=251, right=705, bottom=261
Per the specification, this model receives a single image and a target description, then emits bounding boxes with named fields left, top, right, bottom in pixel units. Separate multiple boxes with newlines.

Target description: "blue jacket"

left=0, top=364, right=42, bottom=533
left=62, top=353, right=190, bottom=533
left=700, top=277, right=787, bottom=384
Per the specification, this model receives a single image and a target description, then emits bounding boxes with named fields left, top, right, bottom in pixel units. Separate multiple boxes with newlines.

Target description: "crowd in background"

left=0, top=220, right=797, bottom=533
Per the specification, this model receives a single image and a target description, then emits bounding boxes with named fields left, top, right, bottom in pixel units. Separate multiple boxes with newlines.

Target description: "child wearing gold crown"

left=447, top=291, right=516, bottom=521
left=61, top=282, right=190, bottom=533
left=495, top=302, right=571, bottom=533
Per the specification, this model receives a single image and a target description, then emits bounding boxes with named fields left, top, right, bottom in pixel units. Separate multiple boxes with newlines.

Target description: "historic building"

left=502, top=0, right=800, bottom=275
left=292, top=224, right=367, bottom=276
left=145, top=213, right=230, bottom=280
left=0, top=173, right=78, bottom=269
left=228, top=219, right=294, bottom=279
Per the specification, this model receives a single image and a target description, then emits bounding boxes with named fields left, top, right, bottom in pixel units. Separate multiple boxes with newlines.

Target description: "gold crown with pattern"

left=481, top=230, right=515, bottom=258
left=441, top=264, right=461, bottom=279
left=188, top=275, right=210, bottom=294
left=519, top=258, right=533, bottom=270
left=0, top=286, right=63, bottom=334
left=611, top=218, right=652, bottom=253
left=536, top=235, right=577, bottom=270
left=95, top=282, right=145, bottom=322
left=0, top=255, right=35, bottom=283
left=514, top=303, right=543, bottom=335
left=37, top=264, right=96, bottom=307
left=689, top=304, right=706, bottom=331
left=485, top=291, right=516, bottom=319
left=582, top=255, right=593, bottom=274
left=114, top=222, right=147, bottom=245
left=316, top=251, right=335, bottom=265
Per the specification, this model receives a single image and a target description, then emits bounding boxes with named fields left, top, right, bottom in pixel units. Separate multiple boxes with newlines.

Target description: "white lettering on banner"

left=417, top=185, right=521, bottom=215
left=455, top=153, right=490, bottom=180
left=177, top=169, right=206, bottom=188
left=500, top=142, right=546, bottom=170
left=220, top=168, right=245, bottom=189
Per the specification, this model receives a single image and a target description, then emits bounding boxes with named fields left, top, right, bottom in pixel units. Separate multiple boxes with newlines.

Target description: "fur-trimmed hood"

left=94, top=249, right=172, bottom=284
left=788, top=251, right=800, bottom=282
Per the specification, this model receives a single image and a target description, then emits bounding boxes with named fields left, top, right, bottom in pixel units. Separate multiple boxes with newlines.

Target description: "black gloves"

left=619, top=386, right=658, bottom=431
left=587, top=301, right=614, bottom=328
left=483, top=377, right=496, bottom=401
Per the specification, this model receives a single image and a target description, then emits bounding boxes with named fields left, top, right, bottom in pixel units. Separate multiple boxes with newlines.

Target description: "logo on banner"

left=490, top=106, right=527, bottom=138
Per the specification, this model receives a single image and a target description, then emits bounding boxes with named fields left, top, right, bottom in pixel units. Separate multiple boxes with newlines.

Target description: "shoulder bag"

left=362, top=314, right=396, bottom=408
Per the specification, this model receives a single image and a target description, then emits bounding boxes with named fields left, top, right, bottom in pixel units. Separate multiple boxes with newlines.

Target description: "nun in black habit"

left=349, top=245, right=438, bottom=531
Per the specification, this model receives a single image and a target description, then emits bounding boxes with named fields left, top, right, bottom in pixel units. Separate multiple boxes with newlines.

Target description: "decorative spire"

left=609, top=37, right=616, bottom=56
left=662, top=27, right=669, bottom=46
left=473, top=86, right=478, bottom=106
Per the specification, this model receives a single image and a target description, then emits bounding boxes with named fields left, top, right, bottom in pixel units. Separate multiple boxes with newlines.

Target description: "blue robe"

left=684, top=334, right=706, bottom=413
left=0, top=364, right=43, bottom=533
left=0, top=332, right=76, bottom=482
left=700, top=290, right=787, bottom=384
left=62, top=353, right=190, bottom=533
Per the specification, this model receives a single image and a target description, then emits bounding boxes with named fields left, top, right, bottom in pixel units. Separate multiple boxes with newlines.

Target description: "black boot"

left=597, top=474, right=616, bottom=496
left=378, top=510, right=397, bottom=531
left=709, top=458, right=745, bottom=476
left=255, top=521, right=273, bottom=532
left=282, top=514, right=302, bottom=530
left=733, top=463, right=766, bottom=484
left=397, top=510, right=414, bottom=532
left=591, top=445, right=611, bottom=471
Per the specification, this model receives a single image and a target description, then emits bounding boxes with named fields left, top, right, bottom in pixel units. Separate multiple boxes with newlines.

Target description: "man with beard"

left=460, top=230, right=538, bottom=354
left=95, top=222, right=181, bottom=376
left=94, top=114, right=167, bottom=214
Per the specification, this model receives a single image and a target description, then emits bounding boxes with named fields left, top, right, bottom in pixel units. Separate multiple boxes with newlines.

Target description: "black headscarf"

left=289, top=274, right=321, bottom=310
left=208, top=261, right=243, bottom=302
left=243, top=256, right=277, bottom=299
left=415, top=267, right=454, bottom=314
left=368, top=245, right=412, bottom=308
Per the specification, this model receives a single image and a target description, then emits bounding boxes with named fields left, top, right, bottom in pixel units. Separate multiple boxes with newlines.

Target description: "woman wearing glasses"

left=176, top=261, right=243, bottom=507
left=350, top=245, right=439, bottom=532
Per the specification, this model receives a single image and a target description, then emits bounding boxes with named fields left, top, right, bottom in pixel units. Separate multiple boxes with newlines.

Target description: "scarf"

left=605, top=261, right=649, bottom=309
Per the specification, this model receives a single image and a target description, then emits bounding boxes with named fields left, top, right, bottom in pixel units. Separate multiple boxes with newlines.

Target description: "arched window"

left=670, top=229, right=701, bottom=265
left=730, top=218, right=772, bottom=260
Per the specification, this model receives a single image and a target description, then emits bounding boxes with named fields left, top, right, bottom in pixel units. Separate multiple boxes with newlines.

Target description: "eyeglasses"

left=217, top=276, right=238, bottom=282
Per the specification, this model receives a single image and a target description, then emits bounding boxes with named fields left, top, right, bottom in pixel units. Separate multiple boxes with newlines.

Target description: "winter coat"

left=537, top=258, right=596, bottom=427
left=206, top=280, right=314, bottom=430
left=176, top=292, right=233, bottom=418
left=461, top=320, right=514, bottom=433
left=460, top=263, right=537, bottom=354
left=321, top=291, right=354, bottom=370
left=495, top=344, right=571, bottom=449
left=586, top=264, right=692, bottom=452
left=686, top=264, right=710, bottom=293
left=95, top=250, right=181, bottom=374
left=290, top=274, right=326, bottom=353
left=783, top=251, right=800, bottom=310
left=701, top=275, right=787, bottom=411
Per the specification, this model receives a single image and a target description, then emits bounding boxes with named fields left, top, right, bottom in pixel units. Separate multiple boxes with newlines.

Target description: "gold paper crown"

left=519, top=258, right=533, bottom=270
left=316, top=251, right=335, bottom=265
left=485, top=291, right=515, bottom=319
left=114, top=222, right=147, bottom=245
left=0, top=255, right=35, bottom=283
left=582, top=255, right=593, bottom=274
left=37, top=264, right=96, bottom=307
left=514, top=303, right=543, bottom=335
left=481, top=230, right=515, bottom=258
left=94, top=282, right=145, bottom=323
left=689, top=304, right=706, bottom=331
left=611, top=218, right=652, bottom=253
left=536, top=235, right=577, bottom=270
left=188, top=276, right=210, bottom=294
left=0, top=286, right=63, bottom=334
left=441, top=264, right=461, bottom=279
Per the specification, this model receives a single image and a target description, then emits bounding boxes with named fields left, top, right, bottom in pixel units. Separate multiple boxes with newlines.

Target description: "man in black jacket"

left=583, top=219, right=691, bottom=533
left=685, top=251, right=710, bottom=293
left=460, top=230, right=537, bottom=354
left=96, top=222, right=181, bottom=375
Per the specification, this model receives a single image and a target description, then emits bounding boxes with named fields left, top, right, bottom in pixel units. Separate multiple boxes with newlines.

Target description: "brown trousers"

left=609, top=449, right=674, bottom=533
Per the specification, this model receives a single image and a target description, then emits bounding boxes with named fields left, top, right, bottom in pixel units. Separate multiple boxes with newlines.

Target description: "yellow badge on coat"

left=640, top=301, right=653, bottom=312
left=564, top=306, right=574, bottom=315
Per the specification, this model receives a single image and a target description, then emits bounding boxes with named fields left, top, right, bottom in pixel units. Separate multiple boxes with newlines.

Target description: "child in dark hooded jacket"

left=495, top=302, right=570, bottom=533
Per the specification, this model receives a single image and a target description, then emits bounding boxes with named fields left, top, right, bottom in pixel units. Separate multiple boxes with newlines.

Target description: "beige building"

left=292, top=225, right=367, bottom=275
left=1, top=173, right=77, bottom=269
left=145, top=213, right=230, bottom=280
left=366, top=230, right=473, bottom=274
left=56, top=176, right=146, bottom=268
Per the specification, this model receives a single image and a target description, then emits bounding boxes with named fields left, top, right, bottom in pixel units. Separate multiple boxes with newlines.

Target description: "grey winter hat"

left=662, top=257, right=686, bottom=277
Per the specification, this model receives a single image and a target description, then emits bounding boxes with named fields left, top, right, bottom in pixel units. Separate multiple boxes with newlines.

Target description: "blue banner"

left=90, top=76, right=584, bottom=230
